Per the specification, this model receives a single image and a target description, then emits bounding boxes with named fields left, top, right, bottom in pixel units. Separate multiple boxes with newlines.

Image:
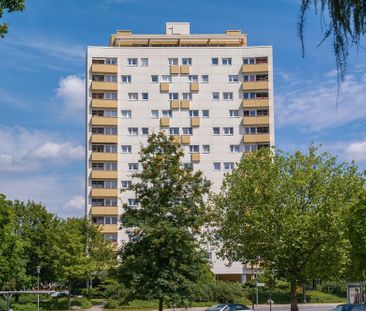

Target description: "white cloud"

left=62, top=195, right=85, bottom=212
left=0, top=175, right=85, bottom=218
left=276, top=72, right=366, bottom=131
left=345, top=141, right=366, bottom=162
left=0, top=127, right=83, bottom=172
left=56, top=75, right=85, bottom=117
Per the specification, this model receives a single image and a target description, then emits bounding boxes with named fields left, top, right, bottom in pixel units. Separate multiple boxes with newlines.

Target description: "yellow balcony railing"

left=170, top=65, right=180, bottom=74
left=242, top=116, right=269, bottom=126
left=91, top=64, right=118, bottom=74
left=91, top=99, right=118, bottom=109
left=243, top=134, right=270, bottom=143
left=91, top=188, right=119, bottom=197
left=170, top=100, right=180, bottom=109
left=90, top=171, right=118, bottom=179
left=91, top=153, right=118, bottom=161
left=242, top=99, right=269, bottom=108
left=241, top=63, right=268, bottom=73
left=190, top=117, right=200, bottom=127
left=181, top=135, right=190, bottom=144
left=91, top=135, right=118, bottom=144
left=90, top=116, right=118, bottom=126
left=91, top=81, right=118, bottom=91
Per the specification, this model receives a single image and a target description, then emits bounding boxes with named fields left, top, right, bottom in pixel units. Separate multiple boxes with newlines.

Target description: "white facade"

left=86, top=23, right=274, bottom=280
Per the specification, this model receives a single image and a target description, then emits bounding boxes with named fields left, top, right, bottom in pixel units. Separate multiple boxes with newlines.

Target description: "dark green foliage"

left=117, top=132, right=211, bottom=311
left=0, top=0, right=25, bottom=38
left=298, top=0, right=366, bottom=81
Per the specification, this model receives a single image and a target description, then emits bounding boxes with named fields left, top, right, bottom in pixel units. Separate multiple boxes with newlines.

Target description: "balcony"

left=242, top=81, right=268, bottom=90
left=171, top=135, right=180, bottom=144
left=91, top=64, right=118, bottom=74
left=181, top=135, right=190, bottom=144
left=190, top=82, right=199, bottom=92
left=241, top=63, right=268, bottom=73
left=170, top=100, right=180, bottom=109
left=91, top=153, right=118, bottom=161
left=180, top=65, right=190, bottom=74
left=91, top=171, right=118, bottom=179
left=91, top=134, right=118, bottom=144
left=242, top=99, right=269, bottom=108
left=91, top=116, right=118, bottom=126
left=242, top=116, right=270, bottom=126
left=170, top=65, right=180, bottom=74
left=91, top=81, right=118, bottom=91
left=101, top=224, right=119, bottom=233
left=190, top=117, right=200, bottom=127
left=191, top=153, right=200, bottom=162
left=90, top=206, right=118, bottom=215
left=180, top=100, right=190, bottom=109
left=91, top=99, right=118, bottom=109
left=160, top=82, right=170, bottom=92
left=91, top=188, right=119, bottom=197
left=243, top=134, right=270, bottom=143
left=160, top=118, right=170, bottom=127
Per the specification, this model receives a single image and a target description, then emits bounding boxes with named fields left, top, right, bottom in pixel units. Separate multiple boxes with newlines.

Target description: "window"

left=243, top=57, right=268, bottom=64
left=121, top=75, right=131, bottom=83
left=121, top=145, right=132, bottom=153
left=128, top=93, right=138, bottom=101
left=224, top=162, right=235, bottom=170
left=103, top=92, right=117, bottom=100
left=141, top=93, right=149, bottom=101
left=223, top=127, right=234, bottom=135
left=121, top=110, right=132, bottom=119
left=162, top=110, right=172, bottom=118
left=128, top=128, right=138, bottom=136
left=92, top=162, right=104, bottom=170
left=244, top=109, right=256, bottom=117
left=229, top=110, right=239, bottom=117
left=168, top=58, right=178, bottom=65
left=201, top=75, right=209, bottom=83
left=223, top=92, right=233, bottom=100
left=222, top=58, right=232, bottom=65
left=230, top=145, right=240, bottom=153
left=182, top=92, right=192, bottom=100
left=151, top=110, right=159, bottom=119
left=243, top=92, right=269, bottom=99
left=128, top=163, right=139, bottom=171
left=91, top=198, right=117, bottom=206
left=212, top=92, right=220, bottom=101
left=182, top=58, right=192, bottom=65
left=105, top=75, right=117, bottom=82
left=244, top=144, right=257, bottom=152
left=161, top=75, right=172, bottom=83
left=151, top=75, right=159, bottom=83
left=257, top=109, right=269, bottom=116
left=169, top=93, right=179, bottom=100
left=243, top=74, right=256, bottom=82
left=257, top=126, right=269, bottom=134
left=141, top=127, right=149, bottom=135
left=105, top=144, right=117, bottom=153
left=188, top=75, right=198, bottom=82
left=183, top=162, right=192, bottom=170
left=104, top=127, right=117, bottom=135
left=105, top=58, right=117, bottom=65
left=213, top=162, right=221, bottom=171
left=121, top=180, right=132, bottom=189
left=169, top=127, right=179, bottom=135
left=189, top=110, right=199, bottom=117
left=104, top=233, right=117, bottom=242
left=128, top=58, right=138, bottom=66
left=141, top=58, right=148, bottom=66
left=189, top=145, right=199, bottom=153
left=202, top=110, right=209, bottom=118
left=228, top=75, right=239, bottom=82
left=104, top=180, right=117, bottom=189
left=105, top=216, right=117, bottom=225
left=182, top=127, right=192, bottom=135
left=244, top=126, right=269, bottom=134
left=213, top=127, right=220, bottom=135
left=211, top=58, right=219, bottom=65
left=202, top=145, right=210, bottom=154
left=128, top=199, right=138, bottom=206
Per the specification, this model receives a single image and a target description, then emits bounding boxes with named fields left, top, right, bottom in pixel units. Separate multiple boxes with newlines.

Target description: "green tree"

left=0, top=0, right=25, bottom=38
left=116, top=132, right=211, bottom=311
left=346, top=198, right=366, bottom=281
left=297, top=0, right=366, bottom=81
left=0, top=194, right=27, bottom=290
left=211, top=146, right=365, bottom=311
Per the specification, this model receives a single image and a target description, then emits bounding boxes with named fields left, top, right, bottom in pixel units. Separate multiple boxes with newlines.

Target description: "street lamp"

left=269, top=269, right=278, bottom=311
left=37, top=266, right=41, bottom=311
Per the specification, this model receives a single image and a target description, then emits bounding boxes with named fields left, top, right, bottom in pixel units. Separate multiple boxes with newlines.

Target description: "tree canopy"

left=0, top=0, right=25, bottom=38
left=211, top=146, right=365, bottom=311
left=116, top=132, right=211, bottom=311
left=298, top=0, right=366, bottom=81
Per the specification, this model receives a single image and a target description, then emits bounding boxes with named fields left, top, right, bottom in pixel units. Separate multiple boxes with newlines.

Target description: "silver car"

left=206, top=303, right=253, bottom=311
left=331, top=304, right=366, bottom=311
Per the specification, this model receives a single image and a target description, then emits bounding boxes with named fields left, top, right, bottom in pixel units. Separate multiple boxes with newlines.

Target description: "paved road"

left=254, top=303, right=338, bottom=311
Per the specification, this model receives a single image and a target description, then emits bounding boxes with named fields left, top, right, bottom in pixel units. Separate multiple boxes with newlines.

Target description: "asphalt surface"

left=254, top=303, right=338, bottom=311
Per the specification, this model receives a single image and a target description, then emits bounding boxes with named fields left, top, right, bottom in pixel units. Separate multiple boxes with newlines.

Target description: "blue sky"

left=1, top=0, right=365, bottom=217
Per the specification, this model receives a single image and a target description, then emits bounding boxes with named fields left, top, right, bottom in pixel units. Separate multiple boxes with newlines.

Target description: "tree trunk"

left=290, top=281, right=299, bottom=311
left=159, top=298, right=163, bottom=311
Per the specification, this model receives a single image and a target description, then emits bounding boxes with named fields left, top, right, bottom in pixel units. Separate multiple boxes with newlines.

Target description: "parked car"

left=206, top=303, right=253, bottom=311
left=331, top=304, right=366, bottom=311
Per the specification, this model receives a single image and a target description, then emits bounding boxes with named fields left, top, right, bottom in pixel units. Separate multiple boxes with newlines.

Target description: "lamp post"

left=269, top=269, right=278, bottom=311
left=37, top=266, right=41, bottom=311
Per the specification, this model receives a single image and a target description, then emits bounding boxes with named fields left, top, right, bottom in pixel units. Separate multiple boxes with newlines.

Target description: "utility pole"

left=36, top=266, right=41, bottom=311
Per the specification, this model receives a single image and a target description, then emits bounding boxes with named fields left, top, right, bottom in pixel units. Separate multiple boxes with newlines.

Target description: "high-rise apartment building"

left=86, top=22, right=274, bottom=282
